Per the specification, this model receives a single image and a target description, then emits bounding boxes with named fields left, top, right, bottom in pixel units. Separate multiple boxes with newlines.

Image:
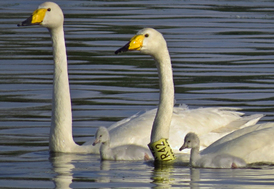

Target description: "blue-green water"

left=1, top=0, right=274, bottom=188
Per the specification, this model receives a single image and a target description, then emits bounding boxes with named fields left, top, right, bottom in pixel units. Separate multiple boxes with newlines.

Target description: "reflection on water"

left=50, top=153, right=76, bottom=189
left=190, top=168, right=200, bottom=189
left=1, top=0, right=274, bottom=188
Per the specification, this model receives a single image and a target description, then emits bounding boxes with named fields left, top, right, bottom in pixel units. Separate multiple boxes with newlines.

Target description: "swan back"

left=93, top=127, right=152, bottom=161
left=201, top=122, right=274, bottom=163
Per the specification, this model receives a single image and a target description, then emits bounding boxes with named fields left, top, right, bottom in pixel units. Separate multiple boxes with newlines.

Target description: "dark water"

left=1, top=0, right=274, bottom=188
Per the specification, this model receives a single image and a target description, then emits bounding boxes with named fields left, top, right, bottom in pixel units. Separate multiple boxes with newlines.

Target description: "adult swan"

left=18, top=2, right=262, bottom=154
left=201, top=122, right=274, bottom=163
left=115, top=28, right=263, bottom=156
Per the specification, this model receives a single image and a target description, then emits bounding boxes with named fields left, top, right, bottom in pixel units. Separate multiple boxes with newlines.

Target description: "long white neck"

left=150, top=47, right=174, bottom=143
left=49, top=26, right=76, bottom=152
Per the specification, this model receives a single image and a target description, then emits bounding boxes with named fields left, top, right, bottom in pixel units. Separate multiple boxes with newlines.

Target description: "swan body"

left=115, top=28, right=263, bottom=152
left=107, top=106, right=262, bottom=154
left=201, top=122, right=274, bottom=164
left=93, top=127, right=152, bottom=160
left=18, top=3, right=263, bottom=154
left=180, top=133, right=246, bottom=168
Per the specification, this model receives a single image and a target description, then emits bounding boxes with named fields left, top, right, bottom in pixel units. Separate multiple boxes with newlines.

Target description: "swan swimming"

left=18, top=2, right=263, bottom=154
left=180, top=132, right=246, bottom=168
left=201, top=122, right=274, bottom=164
left=115, top=28, right=263, bottom=156
left=93, top=126, right=152, bottom=161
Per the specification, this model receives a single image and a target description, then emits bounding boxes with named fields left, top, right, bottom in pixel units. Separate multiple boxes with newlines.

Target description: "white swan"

left=93, top=126, right=152, bottom=160
left=18, top=2, right=262, bottom=154
left=115, top=28, right=262, bottom=153
left=180, top=132, right=246, bottom=168
left=201, top=122, right=274, bottom=164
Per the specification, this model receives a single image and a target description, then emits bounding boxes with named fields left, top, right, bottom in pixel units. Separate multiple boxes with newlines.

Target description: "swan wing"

left=201, top=122, right=274, bottom=163
left=111, top=145, right=152, bottom=161
left=106, top=106, right=262, bottom=153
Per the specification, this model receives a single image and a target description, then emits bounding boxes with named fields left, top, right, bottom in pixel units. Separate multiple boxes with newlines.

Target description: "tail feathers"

left=211, top=114, right=264, bottom=134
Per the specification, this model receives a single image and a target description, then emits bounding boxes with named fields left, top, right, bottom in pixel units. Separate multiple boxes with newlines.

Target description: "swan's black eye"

left=99, top=135, right=102, bottom=137
left=145, top=34, right=149, bottom=37
left=47, top=8, right=51, bottom=11
left=187, top=140, right=190, bottom=143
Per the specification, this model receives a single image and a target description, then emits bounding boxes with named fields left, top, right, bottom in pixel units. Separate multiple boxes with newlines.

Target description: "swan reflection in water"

left=151, top=162, right=200, bottom=189
left=151, top=163, right=175, bottom=188
left=49, top=153, right=201, bottom=188
left=49, top=153, right=154, bottom=188
left=49, top=153, right=101, bottom=189
left=48, top=153, right=264, bottom=189
left=49, top=153, right=75, bottom=189
left=49, top=153, right=81, bottom=189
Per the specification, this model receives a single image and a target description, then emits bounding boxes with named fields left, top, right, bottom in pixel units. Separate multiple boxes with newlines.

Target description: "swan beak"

left=115, top=34, right=145, bottom=54
left=92, top=139, right=100, bottom=146
left=17, top=8, right=47, bottom=26
left=179, top=144, right=187, bottom=151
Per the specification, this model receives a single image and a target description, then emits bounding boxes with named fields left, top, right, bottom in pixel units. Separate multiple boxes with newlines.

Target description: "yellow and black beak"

left=18, top=8, right=48, bottom=26
left=115, top=34, right=145, bottom=54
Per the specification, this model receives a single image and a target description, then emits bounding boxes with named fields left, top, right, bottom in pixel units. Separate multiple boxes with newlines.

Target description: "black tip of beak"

left=179, top=146, right=184, bottom=151
left=17, top=15, right=33, bottom=27
left=114, top=41, right=130, bottom=55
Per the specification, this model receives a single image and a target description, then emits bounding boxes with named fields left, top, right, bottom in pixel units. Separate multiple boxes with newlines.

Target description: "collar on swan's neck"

left=150, top=48, right=174, bottom=143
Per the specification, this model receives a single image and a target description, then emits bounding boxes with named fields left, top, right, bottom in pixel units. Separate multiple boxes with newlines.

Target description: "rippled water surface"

left=1, top=0, right=274, bottom=188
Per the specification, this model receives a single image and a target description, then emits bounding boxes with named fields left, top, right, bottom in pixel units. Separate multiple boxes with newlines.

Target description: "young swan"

left=179, top=133, right=246, bottom=168
left=93, top=127, right=153, bottom=161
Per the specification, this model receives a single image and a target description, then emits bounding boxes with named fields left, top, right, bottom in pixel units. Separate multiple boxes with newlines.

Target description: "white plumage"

left=180, top=132, right=246, bottom=168
left=201, top=122, right=274, bottom=164
left=93, top=127, right=152, bottom=160
left=18, top=3, right=263, bottom=155
left=115, top=28, right=263, bottom=153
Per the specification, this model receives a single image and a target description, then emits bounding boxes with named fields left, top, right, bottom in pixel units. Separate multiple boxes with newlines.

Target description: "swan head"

left=115, top=28, right=168, bottom=57
left=17, top=2, right=64, bottom=29
left=92, top=127, right=110, bottom=146
left=179, top=132, right=200, bottom=151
